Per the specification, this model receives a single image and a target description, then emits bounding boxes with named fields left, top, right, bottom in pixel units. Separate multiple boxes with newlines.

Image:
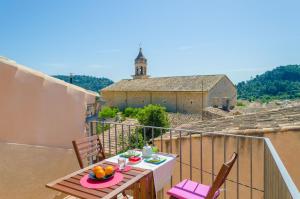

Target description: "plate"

left=128, top=159, right=142, bottom=165
left=88, top=172, right=115, bottom=181
left=115, top=165, right=132, bottom=172
left=120, top=152, right=141, bottom=158
left=144, top=157, right=166, bottom=165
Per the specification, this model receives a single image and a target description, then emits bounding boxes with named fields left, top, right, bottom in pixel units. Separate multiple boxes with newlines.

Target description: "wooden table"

left=46, top=160, right=155, bottom=199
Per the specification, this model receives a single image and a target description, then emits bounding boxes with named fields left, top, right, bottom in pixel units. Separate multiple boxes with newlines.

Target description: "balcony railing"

left=264, top=139, right=299, bottom=199
left=88, top=121, right=299, bottom=199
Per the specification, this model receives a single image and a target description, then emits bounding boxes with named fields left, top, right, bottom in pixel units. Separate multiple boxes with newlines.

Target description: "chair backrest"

left=72, top=134, right=106, bottom=169
left=206, top=152, right=238, bottom=199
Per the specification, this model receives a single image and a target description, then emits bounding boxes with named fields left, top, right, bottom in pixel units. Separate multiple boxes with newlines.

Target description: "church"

left=101, top=48, right=237, bottom=113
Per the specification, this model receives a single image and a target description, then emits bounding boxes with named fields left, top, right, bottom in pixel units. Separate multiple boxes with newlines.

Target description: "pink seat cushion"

left=167, top=179, right=220, bottom=199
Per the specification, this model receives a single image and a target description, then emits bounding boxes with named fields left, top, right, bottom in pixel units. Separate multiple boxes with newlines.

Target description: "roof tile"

left=102, top=75, right=225, bottom=92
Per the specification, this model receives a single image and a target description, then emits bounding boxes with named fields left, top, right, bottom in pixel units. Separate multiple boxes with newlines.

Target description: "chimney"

left=70, top=73, right=73, bottom=84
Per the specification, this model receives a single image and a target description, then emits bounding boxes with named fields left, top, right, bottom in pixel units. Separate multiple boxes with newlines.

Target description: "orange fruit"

left=95, top=169, right=105, bottom=179
left=93, top=166, right=103, bottom=174
left=105, top=166, right=114, bottom=176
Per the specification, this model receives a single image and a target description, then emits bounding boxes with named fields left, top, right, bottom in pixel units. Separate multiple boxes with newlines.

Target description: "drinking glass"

left=118, top=157, right=126, bottom=170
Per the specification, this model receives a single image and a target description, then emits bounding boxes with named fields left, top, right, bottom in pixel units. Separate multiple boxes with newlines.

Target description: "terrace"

left=1, top=122, right=298, bottom=199
left=82, top=121, right=300, bottom=199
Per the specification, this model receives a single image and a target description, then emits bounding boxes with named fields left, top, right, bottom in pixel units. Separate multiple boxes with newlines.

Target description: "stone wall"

left=101, top=76, right=237, bottom=113
left=208, top=76, right=237, bottom=109
left=101, top=91, right=127, bottom=110
left=152, top=92, right=177, bottom=112
left=176, top=92, right=207, bottom=113
left=127, top=91, right=151, bottom=108
left=102, top=91, right=208, bottom=113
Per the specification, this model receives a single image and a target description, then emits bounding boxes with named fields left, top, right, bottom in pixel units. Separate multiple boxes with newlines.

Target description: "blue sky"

left=1, top=0, right=299, bottom=83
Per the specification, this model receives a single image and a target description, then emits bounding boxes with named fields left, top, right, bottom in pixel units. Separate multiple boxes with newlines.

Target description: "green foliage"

left=96, top=123, right=110, bottom=134
left=127, top=130, right=144, bottom=149
left=137, top=104, right=170, bottom=140
left=152, top=146, right=159, bottom=153
left=236, top=101, right=246, bottom=107
left=98, top=106, right=119, bottom=120
left=237, top=65, right=300, bottom=101
left=96, top=107, right=120, bottom=134
left=123, top=107, right=141, bottom=118
left=118, top=130, right=144, bottom=153
left=53, top=75, right=113, bottom=92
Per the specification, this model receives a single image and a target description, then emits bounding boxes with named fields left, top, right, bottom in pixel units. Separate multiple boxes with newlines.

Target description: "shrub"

left=137, top=104, right=169, bottom=140
left=127, top=130, right=144, bottom=149
left=123, top=107, right=134, bottom=117
left=96, top=123, right=110, bottom=134
left=260, top=95, right=272, bottom=104
left=98, top=106, right=119, bottom=120
left=123, top=107, right=141, bottom=118
left=236, top=101, right=246, bottom=107
left=97, top=107, right=119, bottom=133
left=118, top=129, right=144, bottom=153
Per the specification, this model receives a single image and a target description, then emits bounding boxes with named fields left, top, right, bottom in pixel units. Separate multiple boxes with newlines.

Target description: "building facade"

left=0, top=57, right=98, bottom=148
left=101, top=49, right=237, bottom=113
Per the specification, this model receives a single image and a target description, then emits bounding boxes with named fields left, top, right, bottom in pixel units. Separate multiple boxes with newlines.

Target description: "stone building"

left=101, top=48, right=237, bottom=113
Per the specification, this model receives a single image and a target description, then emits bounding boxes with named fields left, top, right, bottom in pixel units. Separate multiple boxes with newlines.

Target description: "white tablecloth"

left=105, top=151, right=176, bottom=194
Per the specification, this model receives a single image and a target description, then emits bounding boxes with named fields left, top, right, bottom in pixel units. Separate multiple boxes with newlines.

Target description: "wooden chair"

left=72, top=135, right=129, bottom=198
left=167, top=152, right=238, bottom=199
left=72, top=134, right=106, bottom=169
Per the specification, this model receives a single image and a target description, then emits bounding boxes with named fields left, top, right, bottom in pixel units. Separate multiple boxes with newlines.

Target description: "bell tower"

left=132, top=48, right=149, bottom=79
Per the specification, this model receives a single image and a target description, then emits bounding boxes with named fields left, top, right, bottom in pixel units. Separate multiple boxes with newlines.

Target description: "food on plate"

left=105, top=166, right=114, bottom=176
left=129, top=156, right=141, bottom=162
left=92, top=166, right=103, bottom=173
left=91, top=165, right=115, bottom=180
left=95, top=169, right=105, bottom=179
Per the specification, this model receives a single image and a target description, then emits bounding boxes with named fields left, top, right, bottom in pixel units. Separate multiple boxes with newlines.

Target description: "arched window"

left=140, top=67, right=143, bottom=75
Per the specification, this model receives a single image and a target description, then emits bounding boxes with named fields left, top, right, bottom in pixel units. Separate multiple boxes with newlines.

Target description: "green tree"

left=237, top=65, right=300, bottom=100
left=119, top=130, right=144, bottom=152
left=97, top=107, right=119, bottom=134
left=53, top=75, right=113, bottom=92
left=98, top=106, right=119, bottom=120
left=123, top=107, right=141, bottom=118
left=137, top=104, right=170, bottom=140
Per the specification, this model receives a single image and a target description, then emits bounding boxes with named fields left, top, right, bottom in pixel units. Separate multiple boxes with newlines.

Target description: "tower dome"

left=135, top=48, right=147, bottom=63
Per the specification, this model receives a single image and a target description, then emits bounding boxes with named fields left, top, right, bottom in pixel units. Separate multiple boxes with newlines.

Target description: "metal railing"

left=88, top=121, right=299, bottom=199
left=264, top=139, right=300, bottom=199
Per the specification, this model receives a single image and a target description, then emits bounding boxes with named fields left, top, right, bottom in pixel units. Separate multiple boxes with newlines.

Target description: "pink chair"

left=167, top=152, right=238, bottom=199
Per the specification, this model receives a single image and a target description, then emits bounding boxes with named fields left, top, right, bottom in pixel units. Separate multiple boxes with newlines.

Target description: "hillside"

left=53, top=75, right=113, bottom=92
left=237, top=65, right=300, bottom=101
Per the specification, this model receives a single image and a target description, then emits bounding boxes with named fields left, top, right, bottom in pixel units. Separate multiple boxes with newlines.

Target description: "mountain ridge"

left=237, top=65, right=300, bottom=101
left=53, top=75, right=113, bottom=92
left=54, top=65, right=300, bottom=101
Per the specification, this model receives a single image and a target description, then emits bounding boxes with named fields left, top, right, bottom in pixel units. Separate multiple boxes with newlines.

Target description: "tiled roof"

left=102, top=75, right=226, bottom=92
left=169, top=105, right=300, bottom=136
left=135, top=48, right=146, bottom=61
